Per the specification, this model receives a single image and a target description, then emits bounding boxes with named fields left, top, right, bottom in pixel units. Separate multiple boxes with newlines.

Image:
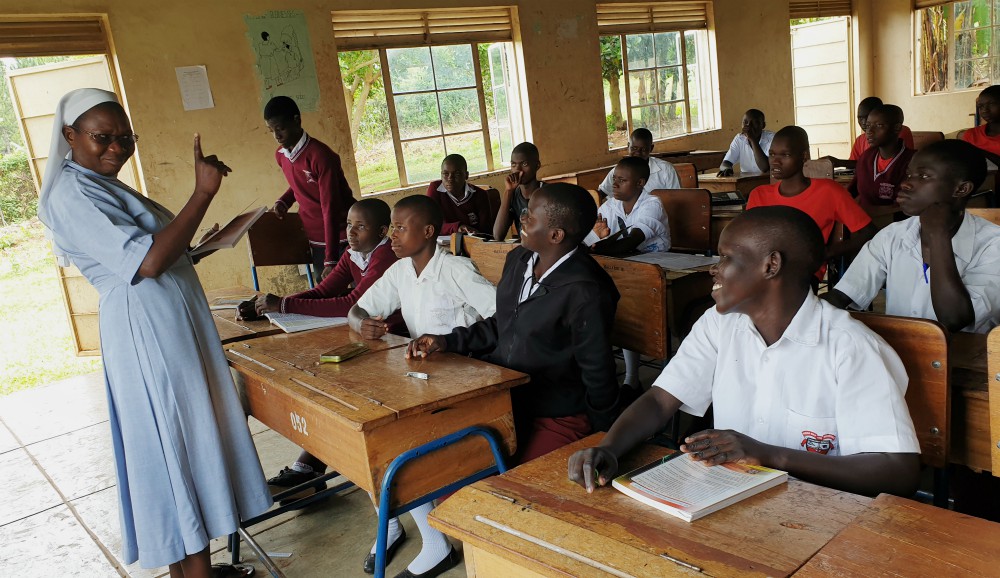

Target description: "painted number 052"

left=290, top=411, right=309, bottom=436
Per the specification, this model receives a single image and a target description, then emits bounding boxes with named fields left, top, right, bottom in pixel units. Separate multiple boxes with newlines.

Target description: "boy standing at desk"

left=848, top=104, right=915, bottom=208
left=265, top=96, right=356, bottom=280
left=717, top=108, right=774, bottom=176
left=349, top=194, right=496, bottom=578
left=827, top=140, right=1000, bottom=333
left=425, top=154, right=493, bottom=235
left=568, top=206, right=921, bottom=498
left=596, top=128, right=680, bottom=198
left=407, top=183, right=621, bottom=463
left=747, top=125, right=876, bottom=283
left=494, top=142, right=544, bottom=241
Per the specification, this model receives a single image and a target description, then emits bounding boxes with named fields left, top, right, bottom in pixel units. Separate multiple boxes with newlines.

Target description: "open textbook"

left=189, top=206, right=267, bottom=256
left=264, top=312, right=348, bottom=333
left=613, top=452, right=787, bottom=522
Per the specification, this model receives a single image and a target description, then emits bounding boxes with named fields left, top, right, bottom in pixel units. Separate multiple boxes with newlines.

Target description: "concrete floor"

left=0, top=371, right=469, bottom=578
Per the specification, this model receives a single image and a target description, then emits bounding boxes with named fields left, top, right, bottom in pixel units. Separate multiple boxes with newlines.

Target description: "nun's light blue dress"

left=40, top=160, right=272, bottom=568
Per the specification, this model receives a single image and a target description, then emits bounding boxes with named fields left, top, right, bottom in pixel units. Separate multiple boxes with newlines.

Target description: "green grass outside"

left=0, top=219, right=102, bottom=396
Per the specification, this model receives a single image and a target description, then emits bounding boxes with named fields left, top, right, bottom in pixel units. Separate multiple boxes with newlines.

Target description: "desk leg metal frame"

left=373, top=425, right=509, bottom=578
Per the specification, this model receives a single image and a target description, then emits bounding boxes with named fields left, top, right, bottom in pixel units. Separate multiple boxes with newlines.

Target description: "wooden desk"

left=794, top=494, right=1000, bottom=577
left=204, top=286, right=282, bottom=344
left=226, top=325, right=529, bottom=506
left=430, top=434, right=871, bottom=578
left=656, top=149, right=726, bottom=173
left=710, top=204, right=743, bottom=251
left=697, top=173, right=769, bottom=197
left=950, top=332, right=992, bottom=472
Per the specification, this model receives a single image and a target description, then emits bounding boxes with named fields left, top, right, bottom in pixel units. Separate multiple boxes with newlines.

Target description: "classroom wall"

left=1, top=0, right=795, bottom=292
left=866, top=0, right=979, bottom=135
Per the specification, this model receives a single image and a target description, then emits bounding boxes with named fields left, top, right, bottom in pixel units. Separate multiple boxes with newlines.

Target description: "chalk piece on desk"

left=406, top=371, right=429, bottom=380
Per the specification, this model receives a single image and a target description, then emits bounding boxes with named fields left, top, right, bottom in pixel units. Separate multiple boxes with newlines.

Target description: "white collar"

left=737, top=291, right=821, bottom=347
left=436, top=181, right=476, bottom=204
left=280, top=132, right=309, bottom=161
left=348, top=236, right=388, bottom=273
left=524, top=248, right=578, bottom=287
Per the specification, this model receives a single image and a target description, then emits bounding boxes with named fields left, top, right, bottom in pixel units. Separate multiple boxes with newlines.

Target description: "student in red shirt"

left=849, top=104, right=916, bottom=208
left=747, top=125, right=876, bottom=283
left=962, top=85, right=1000, bottom=166
left=425, top=154, right=493, bottom=235
left=265, top=96, right=356, bottom=280
left=826, top=96, right=915, bottom=169
left=237, top=198, right=403, bottom=504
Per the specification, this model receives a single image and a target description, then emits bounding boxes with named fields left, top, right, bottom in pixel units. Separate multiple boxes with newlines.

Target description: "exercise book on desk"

left=626, top=252, right=719, bottom=270
left=264, top=312, right=348, bottom=333
left=613, top=452, right=787, bottom=522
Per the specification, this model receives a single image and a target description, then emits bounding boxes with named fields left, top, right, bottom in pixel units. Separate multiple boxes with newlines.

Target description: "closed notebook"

left=612, top=452, right=787, bottom=522
left=264, top=312, right=348, bottom=333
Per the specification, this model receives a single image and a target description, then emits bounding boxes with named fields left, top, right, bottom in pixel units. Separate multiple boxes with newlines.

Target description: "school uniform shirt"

left=357, top=246, right=497, bottom=337
left=848, top=142, right=916, bottom=207
left=583, top=191, right=671, bottom=252
left=274, top=133, right=357, bottom=266
left=834, top=212, right=1000, bottom=333
left=426, top=180, right=494, bottom=235
left=962, top=125, right=1000, bottom=159
left=722, top=130, right=775, bottom=176
left=444, top=246, right=621, bottom=432
left=598, top=156, right=681, bottom=195
left=654, top=292, right=920, bottom=457
left=849, top=125, right=915, bottom=160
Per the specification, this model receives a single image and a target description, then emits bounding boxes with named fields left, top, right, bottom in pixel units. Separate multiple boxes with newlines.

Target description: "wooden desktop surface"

left=204, top=286, right=281, bottom=344
left=429, top=434, right=871, bottom=578
left=794, top=493, right=1000, bottom=577
left=225, top=325, right=529, bottom=506
left=697, top=173, right=770, bottom=196
left=656, top=149, right=726, bottom=173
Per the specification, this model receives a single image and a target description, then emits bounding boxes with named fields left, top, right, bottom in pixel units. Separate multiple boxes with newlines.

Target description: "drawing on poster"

left=245, top=10, right=320, bottom=111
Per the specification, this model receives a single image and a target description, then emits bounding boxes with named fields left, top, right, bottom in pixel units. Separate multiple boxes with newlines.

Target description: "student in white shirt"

left=597, top=128, right=680, bottom=199
left=349, top=195, right=496, bottom=578
left=568, top=206, right=920, bottom=498
left=718, top=108, right=775, bottom=176
left=827, top=140, right=1000, bottom=334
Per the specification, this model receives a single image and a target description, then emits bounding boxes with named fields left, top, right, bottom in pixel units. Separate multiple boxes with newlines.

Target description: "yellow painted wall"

left=867, top=0, right=979, bottom=135
left=2, top=0, right=795, bottom=292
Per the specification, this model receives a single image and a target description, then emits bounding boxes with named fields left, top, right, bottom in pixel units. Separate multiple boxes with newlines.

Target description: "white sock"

left=623, top=349, right=640, bottom=388
left=406, top=502, right=452, bottom=574
left=369, top=515, right=403, bottom=555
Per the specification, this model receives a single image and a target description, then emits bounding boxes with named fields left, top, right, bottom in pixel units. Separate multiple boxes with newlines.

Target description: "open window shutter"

left=0, top=18, right=108, bottom=57
left=331, top=8, right=513, bottom=50
left=789, top=1, right=852, bottom=18
left=914, top=0, right=951, bottom=9
left=596, top=2, right=710, bottom=34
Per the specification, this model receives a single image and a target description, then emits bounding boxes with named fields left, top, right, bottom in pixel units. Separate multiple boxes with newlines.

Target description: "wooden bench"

left=804, top=158, right=835, bottom=179
left=650, top=188, right=712, bottom=254
left=593, top=255, right=669, bottom=360
left=912, top=130, right=945, bottom=151
left=673, top=162, right=697, bottom=188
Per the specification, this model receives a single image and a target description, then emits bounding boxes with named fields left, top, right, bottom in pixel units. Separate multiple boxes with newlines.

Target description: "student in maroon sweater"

left=425, top=153, right=494, bottom=235
left=265, top=96, right=356, bottom=280
left=237, top=199, right=402, bottom=501
left=848, top=104, right=916, bottom=208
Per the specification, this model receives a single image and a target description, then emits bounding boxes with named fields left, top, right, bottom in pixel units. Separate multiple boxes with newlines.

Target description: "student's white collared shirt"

left=599, top=156, right=681, bottom=195
left=518, top=248, right=578, bottom=303
left=348, top=236, right=389, bottom=273
left=436, top=181, right=478, bottom=206
left=280, top=132, right=309, bottom=162
left=722, top=130, right=775, bottom=175
left=585, top=191, right=671, bottom=252
left=653, top=292, right=920, bottom=456
left=357, top=246, right=497, bottom=336
left=834, top=213, right=1000, bottom=334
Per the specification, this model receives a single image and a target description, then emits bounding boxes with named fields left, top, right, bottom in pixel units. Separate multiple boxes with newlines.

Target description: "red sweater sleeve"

left=281, top=244, right=396, bottom=317
left=275, top=150, right=296, bottom=207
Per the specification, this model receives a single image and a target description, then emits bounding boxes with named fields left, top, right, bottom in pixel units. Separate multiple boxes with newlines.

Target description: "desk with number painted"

left=225, top=324, right=528, bottom=506
left=204, top=286, right=282, bottom=344
left=429, top=434, right=872, bottom=578
left=794, top=493, right=1000, bottom=577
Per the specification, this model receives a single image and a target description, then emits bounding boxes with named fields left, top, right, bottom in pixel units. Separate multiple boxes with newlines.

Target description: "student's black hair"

left=393, top=194, right=444, bottom=237
left=980, top=85, right=1000, bottom=101
left=535, top=183, right=597, bottom=246
left=630, top=128, right=654, bottom=146
left=352, top=198, right=391, bottom=228
left=868, top=104, right=904, bottom=126
left=920, top=140, right=988, bottom=191
left=441, top=153, right=468, bottom=172
left=511, top=142, right=540, bottom=161
left=616, top=155, right=651, bottom=182
left=745, top=108, right=765, bottom=123
left=857, top=96, right=884, bottom=115
left=263, top=96, right=300, bottom=121
left=773, top=125, right=810, bottom=154
left=737, top=206, right=825, bottom=284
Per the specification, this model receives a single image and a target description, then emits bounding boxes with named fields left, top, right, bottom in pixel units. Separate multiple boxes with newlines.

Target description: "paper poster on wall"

left=175, top=66, right=215, bottom=111
left=244, top=10, right=320, bottom=112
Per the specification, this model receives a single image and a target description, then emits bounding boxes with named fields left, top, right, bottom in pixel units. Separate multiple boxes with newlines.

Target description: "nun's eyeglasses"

left=72, top=127, right=139, bottom=147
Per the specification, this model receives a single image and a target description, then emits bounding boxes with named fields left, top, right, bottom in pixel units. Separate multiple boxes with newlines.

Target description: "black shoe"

left=267, top=466, right=326, bottom=504
left=392, top=546, right=460, bottom=578
left=363, top=528, right=407, bottom=574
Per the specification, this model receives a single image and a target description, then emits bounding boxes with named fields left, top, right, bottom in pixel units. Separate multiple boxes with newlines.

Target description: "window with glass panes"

left=917, top=0, right=1000, bottom=94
